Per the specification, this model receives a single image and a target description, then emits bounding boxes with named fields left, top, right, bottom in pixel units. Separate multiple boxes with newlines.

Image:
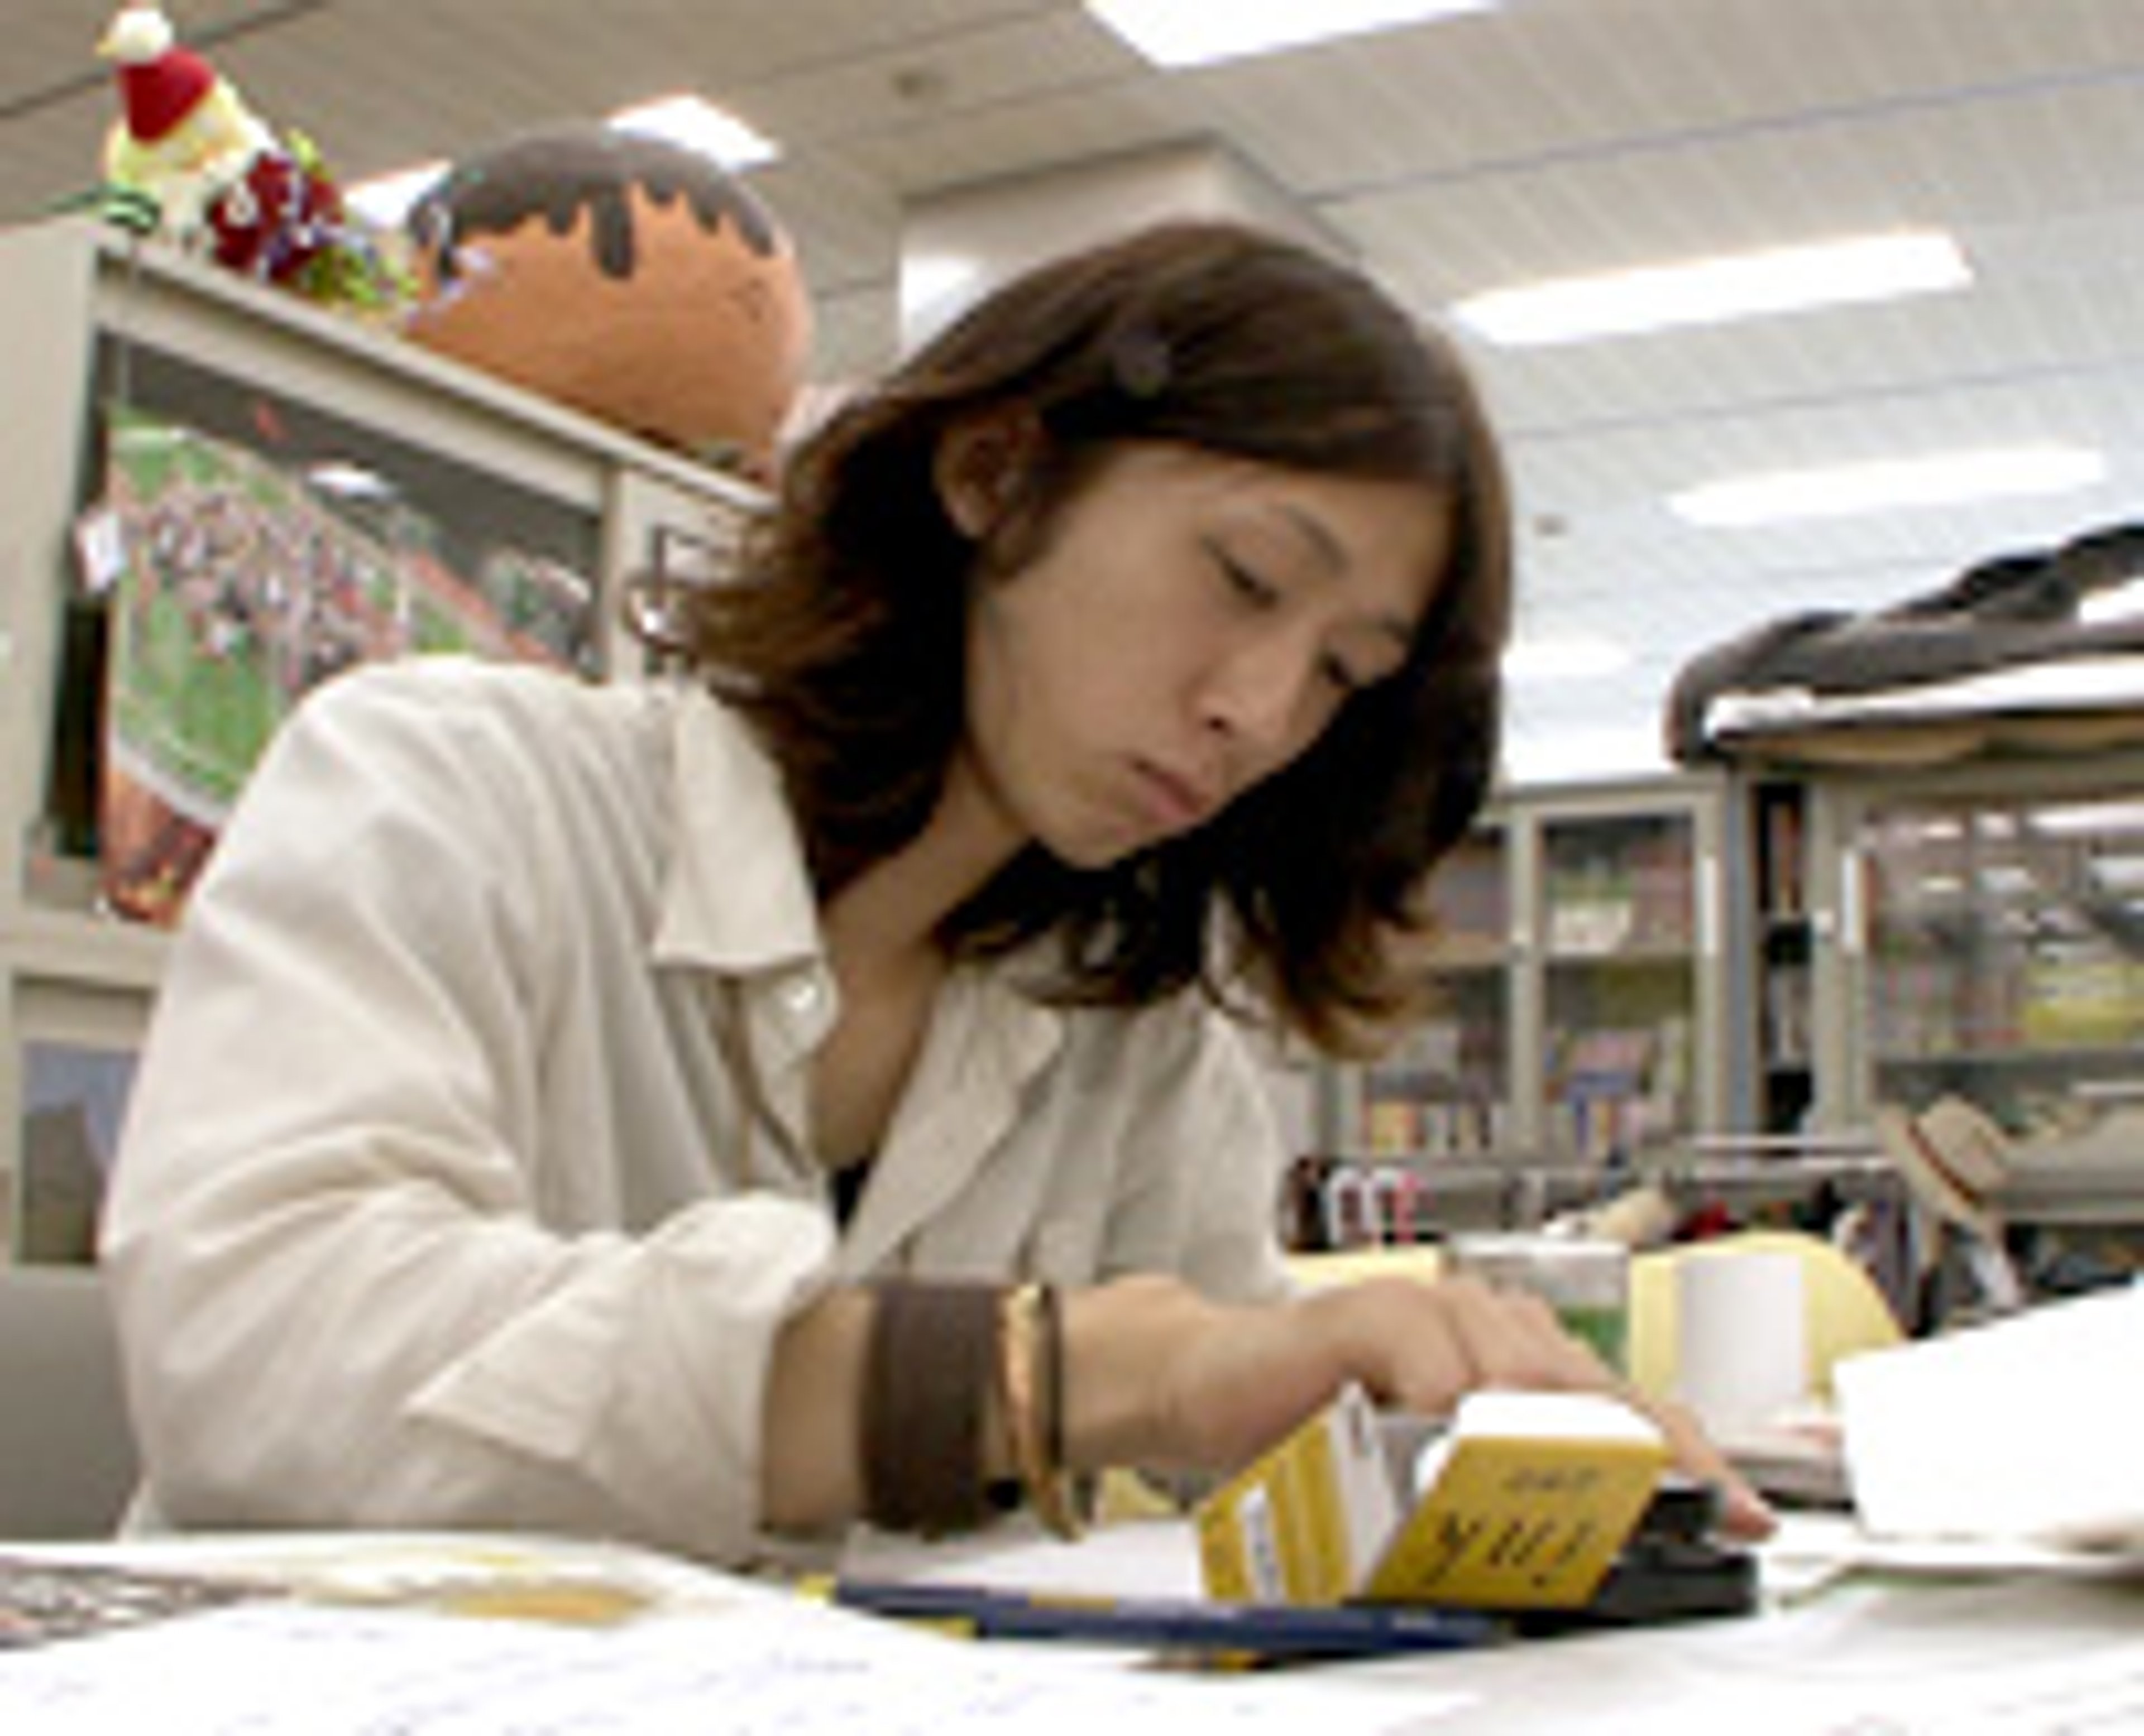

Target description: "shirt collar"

left=652, top=685, right=824, bottom=975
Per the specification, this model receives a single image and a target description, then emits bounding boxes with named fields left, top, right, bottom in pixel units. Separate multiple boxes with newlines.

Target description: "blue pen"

left=829, top=1579, right=1504, bottom=1662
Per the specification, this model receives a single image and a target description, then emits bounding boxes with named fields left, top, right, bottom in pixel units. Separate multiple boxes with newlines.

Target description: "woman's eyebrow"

left=1270, top=504, right=1418, bottom=650
left=1272, top=502, right=1348, bottom=576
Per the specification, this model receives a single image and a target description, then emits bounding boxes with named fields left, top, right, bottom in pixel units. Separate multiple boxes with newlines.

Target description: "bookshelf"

left=1806, top=752, right=2144, bottom=1141
left=1321, top=770, right=1753, bottom=1192
left=1717, top=747, right=2144, bottom=1250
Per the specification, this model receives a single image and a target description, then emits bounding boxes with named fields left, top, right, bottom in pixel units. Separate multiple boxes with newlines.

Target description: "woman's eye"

left=1320, top=653, right=1368, bottom=695
left=1215, top=549, right=1279, bottom=607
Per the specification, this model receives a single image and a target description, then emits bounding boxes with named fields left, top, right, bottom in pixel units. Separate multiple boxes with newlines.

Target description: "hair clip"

left=1109, top=326, right=1172, bottom=400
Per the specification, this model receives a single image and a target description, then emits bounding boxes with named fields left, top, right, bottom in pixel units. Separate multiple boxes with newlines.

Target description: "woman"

left=103, top=220, right=1768, bottom=1566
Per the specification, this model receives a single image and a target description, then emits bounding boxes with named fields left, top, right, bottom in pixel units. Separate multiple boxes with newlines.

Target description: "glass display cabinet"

left=1525, top=778, right=1743, bottom=1163
left=0, top=216, right=758, bottom=1261
left=1349, top=825, right=1511, bottom=1161
left=1320, top=771, right=1749, bottom=1178
left=1817, top=769, right=2144, bottom=1135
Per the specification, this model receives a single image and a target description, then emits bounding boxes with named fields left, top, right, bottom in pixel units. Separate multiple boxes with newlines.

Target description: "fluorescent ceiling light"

left=345, top=161, right=448, bottom=231
left=1503, top=635, right=1633, bottom=682
left=1502, top=723, right=1667, bottom=784
left=899, top=251, right=986, bottom=333
left=1085, top=0, right=1492, bottom=69
left=1671, top=445, right=2107, bottom=527
left=1454, top=232, right=1970, bottom=347
left=608, top=94, right=778, bottom=169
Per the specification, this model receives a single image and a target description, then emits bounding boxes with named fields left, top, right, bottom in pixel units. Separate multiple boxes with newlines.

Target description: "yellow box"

left=1196, top=1385, right=1669, bottom=1612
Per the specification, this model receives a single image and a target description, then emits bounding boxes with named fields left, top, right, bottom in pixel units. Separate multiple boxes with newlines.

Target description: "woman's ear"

left=934, top=407, right=1040, bottom=539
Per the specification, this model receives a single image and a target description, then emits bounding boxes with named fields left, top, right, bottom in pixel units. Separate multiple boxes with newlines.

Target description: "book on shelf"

left=1762, top=791, right=1807, bottom=918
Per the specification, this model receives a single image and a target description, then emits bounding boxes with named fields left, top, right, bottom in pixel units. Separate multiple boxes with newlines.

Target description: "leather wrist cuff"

left=860, top=1279, right=1000, bottom=1535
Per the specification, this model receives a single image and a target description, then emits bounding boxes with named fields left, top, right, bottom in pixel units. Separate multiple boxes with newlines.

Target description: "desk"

left=1337, top=1571, right=2144, bottom=1733
left=8, top=1524, right=2137, bottom=1734
left=853, top=1512, right=2144, bottom=1729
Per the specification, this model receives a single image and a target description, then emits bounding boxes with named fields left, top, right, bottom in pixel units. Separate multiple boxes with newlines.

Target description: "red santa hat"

left=102, top=7, right=216, bottom=143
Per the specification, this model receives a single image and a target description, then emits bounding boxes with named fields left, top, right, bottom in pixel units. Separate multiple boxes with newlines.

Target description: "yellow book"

left=1197, top=1385, right=1668, bottom=1613
left=1195, top=1383, right=1398, bottom=1606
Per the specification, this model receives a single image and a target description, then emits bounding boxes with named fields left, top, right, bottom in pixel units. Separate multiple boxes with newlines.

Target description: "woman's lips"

left=1131, top=758, right=1219, bottom=832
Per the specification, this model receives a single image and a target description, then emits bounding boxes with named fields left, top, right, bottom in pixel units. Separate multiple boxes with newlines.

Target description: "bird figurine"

left=94, top=3, right=408, bottom=311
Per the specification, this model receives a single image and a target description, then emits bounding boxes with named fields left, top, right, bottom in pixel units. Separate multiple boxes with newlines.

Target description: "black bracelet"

left=859, top=1280, right=1001, bottom=1536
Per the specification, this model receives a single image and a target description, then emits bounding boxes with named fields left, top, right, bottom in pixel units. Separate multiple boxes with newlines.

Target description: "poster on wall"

left=96, top=407, right=600, bottom=926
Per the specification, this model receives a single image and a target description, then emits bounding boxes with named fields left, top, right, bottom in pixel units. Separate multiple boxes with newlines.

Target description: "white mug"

left=1674, top=1249, right=1807, bottom=1435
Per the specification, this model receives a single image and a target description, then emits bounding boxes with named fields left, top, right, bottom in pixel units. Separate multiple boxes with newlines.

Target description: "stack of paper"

left=1835, top=1285, right=2144, bottom=1553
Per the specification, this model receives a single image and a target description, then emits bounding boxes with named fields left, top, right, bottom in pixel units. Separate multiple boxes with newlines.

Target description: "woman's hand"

left=1063, top=1272, right=1776, bottom=1541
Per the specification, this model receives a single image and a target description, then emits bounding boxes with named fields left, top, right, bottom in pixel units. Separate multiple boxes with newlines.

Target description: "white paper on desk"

left=1835, top=1285, right=2144, bottom=1551
left=0, top=1596, right=1433, bottom=1735
left=841, top=1514, right=1207, bottom=1600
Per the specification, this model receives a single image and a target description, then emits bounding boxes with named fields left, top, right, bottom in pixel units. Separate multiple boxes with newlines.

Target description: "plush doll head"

left=403, top=125, right=813, bottom=478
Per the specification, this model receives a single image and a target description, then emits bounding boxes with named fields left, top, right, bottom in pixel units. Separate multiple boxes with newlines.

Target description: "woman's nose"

left=1198, top=632, right=1319, bottom=753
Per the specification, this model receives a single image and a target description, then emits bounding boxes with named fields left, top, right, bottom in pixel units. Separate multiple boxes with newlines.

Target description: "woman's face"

left=954, top=441, right=1452, bottom=870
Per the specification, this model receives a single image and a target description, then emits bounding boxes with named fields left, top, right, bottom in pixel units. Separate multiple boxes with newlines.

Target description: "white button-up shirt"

left=102, top=657, right=1291, bottom=1566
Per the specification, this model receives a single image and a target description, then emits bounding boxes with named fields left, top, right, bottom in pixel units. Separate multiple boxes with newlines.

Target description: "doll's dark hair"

left=682, top=218, right=1511, bottom=1052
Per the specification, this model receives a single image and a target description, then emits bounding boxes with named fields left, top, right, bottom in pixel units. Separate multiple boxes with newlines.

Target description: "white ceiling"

left=6, top=0, right=2142, bottom=784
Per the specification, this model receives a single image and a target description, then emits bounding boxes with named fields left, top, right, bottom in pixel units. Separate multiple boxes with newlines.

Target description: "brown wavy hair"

left=679, top=219, right=1511, bottom=1054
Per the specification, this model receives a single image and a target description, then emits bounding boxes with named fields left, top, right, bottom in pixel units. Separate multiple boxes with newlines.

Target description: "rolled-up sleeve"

left=101, top=662, right=836, bottom=1565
